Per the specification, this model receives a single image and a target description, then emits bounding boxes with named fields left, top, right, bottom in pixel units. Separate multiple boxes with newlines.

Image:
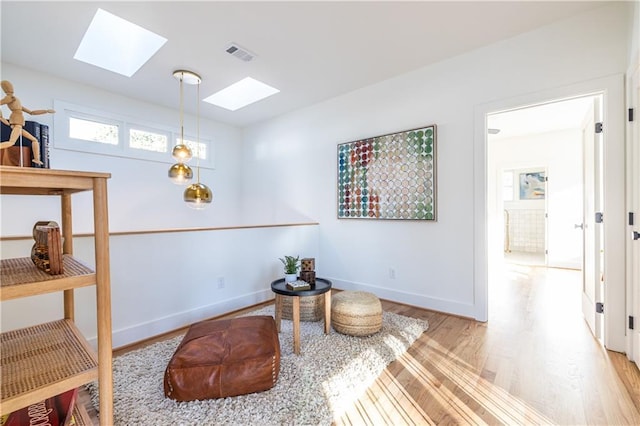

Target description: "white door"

left=631, top=68, right=640, bottom=365
left=581, top=96, right=605, bottom=341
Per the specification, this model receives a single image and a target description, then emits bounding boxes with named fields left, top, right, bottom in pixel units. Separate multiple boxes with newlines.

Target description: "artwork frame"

left=519, top=171, right=546, bottom=200
left=337, top=124, right=437, bottom=220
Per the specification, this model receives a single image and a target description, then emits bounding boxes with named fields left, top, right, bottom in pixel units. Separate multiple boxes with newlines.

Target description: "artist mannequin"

left=0, top=80, right=55, bottom=165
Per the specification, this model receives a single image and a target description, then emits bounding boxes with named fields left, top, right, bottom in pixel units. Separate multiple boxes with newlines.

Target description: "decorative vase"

left=285, top=273, right=297, bottom=283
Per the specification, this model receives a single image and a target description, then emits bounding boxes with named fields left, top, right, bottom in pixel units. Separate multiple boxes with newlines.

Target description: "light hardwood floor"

left=87, top=261, right=640, bottom=425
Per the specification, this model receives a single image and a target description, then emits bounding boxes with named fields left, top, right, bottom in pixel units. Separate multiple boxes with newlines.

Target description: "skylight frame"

left=74, top=8, right=167, bottom=77
left=203, top=77, right=280, bottom=111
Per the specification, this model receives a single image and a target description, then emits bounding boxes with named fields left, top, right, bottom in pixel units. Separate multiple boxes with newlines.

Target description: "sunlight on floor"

left=401, top=340, right=553, bottom=425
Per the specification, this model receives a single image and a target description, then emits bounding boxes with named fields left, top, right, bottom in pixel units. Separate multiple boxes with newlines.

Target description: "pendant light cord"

left=196, top=81, right=201, bottom=183
left=179, top=73, right=185, bottom=149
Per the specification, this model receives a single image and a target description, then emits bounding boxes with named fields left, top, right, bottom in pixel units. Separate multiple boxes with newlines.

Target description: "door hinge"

left=596, top=302, right=604, bottom=314
left=629, top=108, right=635, bottom=122
left=630, top=316, right=635, bottom=330
left=595, top=122, right=603, bottom=133
left=630, top=212, right=635, bottom=226
left=595, top=212, right=603, bottom=223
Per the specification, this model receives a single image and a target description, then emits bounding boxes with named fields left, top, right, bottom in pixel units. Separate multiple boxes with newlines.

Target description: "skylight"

left=203, top=77, right=280, bottom=111
left=74, top=8, right=167, bottom=77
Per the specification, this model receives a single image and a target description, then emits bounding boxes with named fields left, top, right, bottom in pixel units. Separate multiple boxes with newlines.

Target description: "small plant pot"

left=285, top=273, right=297, bottom=283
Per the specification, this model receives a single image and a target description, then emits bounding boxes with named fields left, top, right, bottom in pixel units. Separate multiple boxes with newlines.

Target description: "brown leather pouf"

left=331, top=291, right=382, bottom=336
left=164, top=315, right=280, bottom=401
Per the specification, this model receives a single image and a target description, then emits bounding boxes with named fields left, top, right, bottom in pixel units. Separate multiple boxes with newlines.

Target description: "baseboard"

left=88, top=289, right=274, bottom=348
left=328, top=277, right=477, bottom=319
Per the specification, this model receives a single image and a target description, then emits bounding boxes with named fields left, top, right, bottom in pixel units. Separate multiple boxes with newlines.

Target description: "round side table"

left=270, top=278, right=332, bottom=354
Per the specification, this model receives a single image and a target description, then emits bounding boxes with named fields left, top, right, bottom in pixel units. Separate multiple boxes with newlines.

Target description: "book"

left=1, top=119, right=10, bottom=142
left=24, top=120, right=41, bottom=167
left=0, top=121, right=32, bottom=167
left=40, top=123, right=50, bottom=168
left=2, top=387, right=78, bottom=426
left=286, top=280, right=311, bottom=291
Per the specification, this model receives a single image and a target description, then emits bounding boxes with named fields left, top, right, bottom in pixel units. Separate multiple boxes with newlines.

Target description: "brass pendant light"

left=183, top=76, right=213, bottom=209
left=167, top=70, right=197, bottom=184
left=168, top=163, right=193, bottom=184
left=184, top=182, right=213, bottom=209
left=167, top=70, right=212, bottom=209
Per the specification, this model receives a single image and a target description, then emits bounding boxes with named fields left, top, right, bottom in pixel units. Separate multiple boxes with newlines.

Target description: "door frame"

left=474, top=74, right=626, bottom=352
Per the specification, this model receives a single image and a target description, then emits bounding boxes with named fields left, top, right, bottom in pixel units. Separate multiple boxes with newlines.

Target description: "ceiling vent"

left=225, top=43, right=256, bottom=62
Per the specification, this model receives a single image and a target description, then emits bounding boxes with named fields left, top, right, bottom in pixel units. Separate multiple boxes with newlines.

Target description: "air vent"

left=225, top=43, right=256, bottom=62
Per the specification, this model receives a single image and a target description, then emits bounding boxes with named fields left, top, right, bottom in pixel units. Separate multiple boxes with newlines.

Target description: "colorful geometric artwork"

left=337, top=125, right=437, bottom=220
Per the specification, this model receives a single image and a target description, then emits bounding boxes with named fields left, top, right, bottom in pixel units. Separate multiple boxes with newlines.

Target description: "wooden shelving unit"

left=0, top=167, right=113, bottom=425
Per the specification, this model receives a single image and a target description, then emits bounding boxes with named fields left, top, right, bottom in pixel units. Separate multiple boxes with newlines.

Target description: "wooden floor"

left=87, top=261, right=640, bottom=425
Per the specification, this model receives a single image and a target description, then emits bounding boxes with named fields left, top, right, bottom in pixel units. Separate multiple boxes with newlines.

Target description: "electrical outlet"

left=389, top=268, right=396, bottom=279
left=217, top=276, right=225, bottom=289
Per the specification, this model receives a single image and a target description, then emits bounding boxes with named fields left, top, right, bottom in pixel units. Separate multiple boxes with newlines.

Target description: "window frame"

left=53, top=100, right=215, bottom=169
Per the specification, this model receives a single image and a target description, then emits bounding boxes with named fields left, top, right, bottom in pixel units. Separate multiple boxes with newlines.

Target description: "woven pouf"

left=331, top=291, right=382, bottom=336
left=281, top=294, right=324, bottom=322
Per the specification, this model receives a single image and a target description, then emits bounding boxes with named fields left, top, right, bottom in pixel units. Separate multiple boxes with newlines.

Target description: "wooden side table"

left=270, top=278, right=332, bottom=354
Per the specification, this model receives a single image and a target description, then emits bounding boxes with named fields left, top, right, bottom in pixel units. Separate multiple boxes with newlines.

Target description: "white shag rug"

left=89, top=305, right=428, bottom=425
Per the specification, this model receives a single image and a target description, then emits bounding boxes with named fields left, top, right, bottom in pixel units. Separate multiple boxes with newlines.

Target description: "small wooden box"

left=301, top=258, right=315, bottom=272
left=31, top=222, right=63, bottom=275
left=0, top=146, right=32, bottom=167
left=300, top=270, right=316, bottom=285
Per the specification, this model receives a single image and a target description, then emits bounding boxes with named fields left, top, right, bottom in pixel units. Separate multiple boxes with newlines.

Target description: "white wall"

left=241, top=3, right=630, bottom=319
left=0, top=63, right=245, bottom=233
left=0, top=64, right=320, bottom=347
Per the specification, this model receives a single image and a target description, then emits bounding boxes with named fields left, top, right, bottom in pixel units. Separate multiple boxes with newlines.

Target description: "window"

left=130, top=128, right=168, bottom=153
left=54, top=100, right=214, bottom=168
left=69, top=117, right=119, bottom=145
left=502, top=171, right=514, bottom=201
left=177, top=137, right=207, bottom=160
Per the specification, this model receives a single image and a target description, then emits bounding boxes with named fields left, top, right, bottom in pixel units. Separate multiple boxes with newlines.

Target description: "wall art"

left=337, top=124, right=437, bottom=220
left=519, top=171, right=545, bottom=200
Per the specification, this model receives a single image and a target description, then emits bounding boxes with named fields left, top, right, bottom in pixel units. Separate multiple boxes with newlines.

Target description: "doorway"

left=487, top=95, right=604, bottom=341
left=475, top=74, right=627, bottom=352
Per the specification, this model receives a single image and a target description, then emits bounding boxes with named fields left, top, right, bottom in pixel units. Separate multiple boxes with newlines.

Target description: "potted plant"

left=279, top=255, right=300, bottom=283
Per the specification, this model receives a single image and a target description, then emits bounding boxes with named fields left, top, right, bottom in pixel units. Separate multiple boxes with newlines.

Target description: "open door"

left=631, top=67, right=640, bottom=366
left=581, top=96, right=605, bottom=341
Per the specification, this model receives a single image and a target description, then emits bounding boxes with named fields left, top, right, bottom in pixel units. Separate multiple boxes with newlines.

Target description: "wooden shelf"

left=1, top=256, right=95, bottom=301
left=0, top=167, right=113, bottom=425
left=72, top=401, right=93, bottom=426
left=0, top=319, right=98, bottom=414
left=0, top=167, right=110, bottom=195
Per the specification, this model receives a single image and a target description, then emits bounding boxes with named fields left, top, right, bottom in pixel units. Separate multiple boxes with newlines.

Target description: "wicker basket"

left=280, top=294, right=324, bottom=322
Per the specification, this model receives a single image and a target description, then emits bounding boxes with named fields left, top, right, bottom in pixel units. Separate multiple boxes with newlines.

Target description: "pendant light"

left=183, top=77, right=213, bottom=209
left=167, top=70, right=197, bottom=184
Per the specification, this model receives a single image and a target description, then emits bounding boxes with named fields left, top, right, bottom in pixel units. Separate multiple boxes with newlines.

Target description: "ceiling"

left=488, top=96, right=597, bottom=140
left=1, top=1, right=609, bottom=128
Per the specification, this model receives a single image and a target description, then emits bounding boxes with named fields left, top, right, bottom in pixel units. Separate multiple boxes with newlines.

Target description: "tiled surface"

left=505, top=209, right=545, bottom=253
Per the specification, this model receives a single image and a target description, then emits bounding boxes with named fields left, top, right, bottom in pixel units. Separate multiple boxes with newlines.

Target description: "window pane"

left=130, top=128, right=168, bottom=153
left=177, top=137, right=207, bottom=160
left=69, top=117, right=118, bottom=145
left=503, top=171, right=514, bottom=201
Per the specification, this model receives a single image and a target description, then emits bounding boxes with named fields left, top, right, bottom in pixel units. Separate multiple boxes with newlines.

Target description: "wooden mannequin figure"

left=0, top=80, right=55, bottom=165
